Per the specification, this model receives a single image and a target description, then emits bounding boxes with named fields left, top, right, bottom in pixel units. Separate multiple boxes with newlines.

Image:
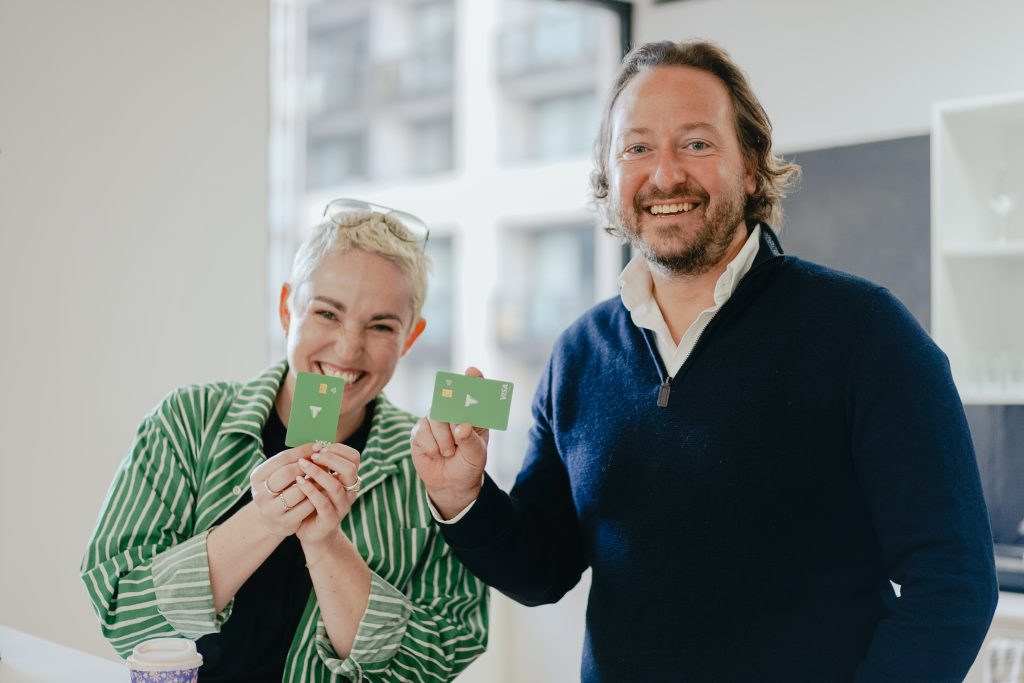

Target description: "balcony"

left=305, top=70, right=365, bottom=119
left=494, top=292, right=579, bottom=362
left=374, top=46, right=454, bottom=104
left=497, top=13, right=599, bottom=81
left=494, top=226, right=596, bottom=357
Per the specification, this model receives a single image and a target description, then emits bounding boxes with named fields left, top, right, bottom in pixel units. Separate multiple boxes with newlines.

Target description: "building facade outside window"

left=269, top=1, right=624, bottom=680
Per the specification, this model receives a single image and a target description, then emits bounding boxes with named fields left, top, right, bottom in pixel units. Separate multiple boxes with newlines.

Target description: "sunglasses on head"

left=322, top=198, right=430, bottom=250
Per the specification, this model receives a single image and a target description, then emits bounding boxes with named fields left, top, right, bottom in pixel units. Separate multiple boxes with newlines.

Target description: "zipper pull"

left=657, top=377, right=671, bottom=407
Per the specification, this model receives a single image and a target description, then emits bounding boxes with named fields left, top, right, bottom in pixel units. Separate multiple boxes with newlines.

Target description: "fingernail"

left=311, top=453, right=320, bottom=461
left=296, top=475, right=304, bottom=484
left=299, top=459, right=311, bottom=469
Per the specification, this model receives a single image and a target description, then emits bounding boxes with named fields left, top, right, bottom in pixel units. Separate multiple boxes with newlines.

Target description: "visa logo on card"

left=429, top=371, right=514, bottom=431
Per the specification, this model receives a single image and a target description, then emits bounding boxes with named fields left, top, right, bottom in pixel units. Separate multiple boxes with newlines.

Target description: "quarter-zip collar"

left=633, top=223, right=786, bottom=407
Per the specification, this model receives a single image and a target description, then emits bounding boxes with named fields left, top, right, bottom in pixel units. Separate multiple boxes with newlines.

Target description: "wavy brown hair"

left=591, top=40, right=801, bottom=235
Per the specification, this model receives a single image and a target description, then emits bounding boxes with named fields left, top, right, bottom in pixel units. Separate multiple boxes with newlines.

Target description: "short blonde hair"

left=289, top=210, right=430, bottom=325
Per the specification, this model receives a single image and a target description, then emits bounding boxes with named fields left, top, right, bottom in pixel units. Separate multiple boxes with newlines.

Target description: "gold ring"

left=278, top=494, right=293, bottom=510
left=264, top=479, right=282, bottom=496
left=343, top=476, right=362, bottom=493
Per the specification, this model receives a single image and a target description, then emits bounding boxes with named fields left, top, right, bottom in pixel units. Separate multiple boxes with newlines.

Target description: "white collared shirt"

left=618, top=225, right=761, bottom=377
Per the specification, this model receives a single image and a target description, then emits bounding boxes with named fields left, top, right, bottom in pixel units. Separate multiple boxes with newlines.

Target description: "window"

left=418, top=235, right=455, bottom=352
left=498, top=3, right=598, bottom=77
left=414, top=0, right=454, bottom=50
left=414, top=117, right=454, bottom=174
left=496, top=223, right=596, bottom=358
left=378, top=0, right=455, bottom=102
left=306, top=22, right=367, bottom=117
left=271, top=0, right=623, bottom=677
left=532, top=8, right=589, bottom=67
left=385, top=235, right=455, bottom=416
left=526, top=227, right=595, bottom=338
left=306, top=134, right=365, bottom=188
left=530, top=91, right=598, bottom=160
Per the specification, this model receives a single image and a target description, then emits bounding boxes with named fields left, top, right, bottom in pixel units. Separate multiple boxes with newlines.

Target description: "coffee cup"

left=126, top=638, right=203, bottom=682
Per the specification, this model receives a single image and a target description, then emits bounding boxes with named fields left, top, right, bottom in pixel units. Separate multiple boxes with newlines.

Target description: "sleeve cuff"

left=151, top=530, right=232, bottom=638
left=426, top=473, right=485, bottom=524
left=315, top=571, right=413, bottom=679
left=438, top=474, right=516, bottom=550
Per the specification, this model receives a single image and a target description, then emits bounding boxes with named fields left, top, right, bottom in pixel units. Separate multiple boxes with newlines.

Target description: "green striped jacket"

left=81, top=361, right=488, bottom=682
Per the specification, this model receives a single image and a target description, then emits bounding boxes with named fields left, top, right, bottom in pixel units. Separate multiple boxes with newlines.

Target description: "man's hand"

left=411, top=366, right=490, bottom=519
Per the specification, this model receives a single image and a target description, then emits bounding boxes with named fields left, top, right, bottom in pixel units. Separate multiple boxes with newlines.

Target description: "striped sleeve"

left=151, top=531, right=231, bottom=636
left=314, top=530, right=489, bottom=682
left=80, top=405, right=224, bottom=657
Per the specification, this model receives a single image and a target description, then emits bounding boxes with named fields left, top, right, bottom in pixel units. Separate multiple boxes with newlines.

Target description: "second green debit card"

left=429, top=371, right=514, bottom=431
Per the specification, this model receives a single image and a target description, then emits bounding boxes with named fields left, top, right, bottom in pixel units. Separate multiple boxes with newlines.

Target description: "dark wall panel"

left=782, top=135, right=931, bottom=329
left=780, top=135, right=1023, bottom=551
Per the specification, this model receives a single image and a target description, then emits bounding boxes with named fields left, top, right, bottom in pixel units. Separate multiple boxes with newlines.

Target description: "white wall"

left=635, top=0, right=1024, bottom=152
left=0, top=0, right=269, bottom=661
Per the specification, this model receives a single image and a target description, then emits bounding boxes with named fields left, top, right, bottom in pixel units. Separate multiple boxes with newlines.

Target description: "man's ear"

left=278, top=283, right=292, bottom=334
left=745, top=157, right=757, bottom=196
left=402, top=318, right=427, bottom=356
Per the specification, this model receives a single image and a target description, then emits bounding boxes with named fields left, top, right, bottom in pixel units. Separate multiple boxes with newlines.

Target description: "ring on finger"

left=343, top=476, right=362, bottom=493
left=264, top=479, right=282, bottom=496
left=278, top=493, right=294, bottom=511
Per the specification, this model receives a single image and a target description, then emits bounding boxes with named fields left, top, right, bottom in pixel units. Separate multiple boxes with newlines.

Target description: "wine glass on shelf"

left=988, top=159, right=1015, bottom=245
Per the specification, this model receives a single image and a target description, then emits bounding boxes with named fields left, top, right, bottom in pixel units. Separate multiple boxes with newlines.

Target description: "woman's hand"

left=293, top=442, right=362, bottom=546
left=249, top=444, right=317, bottom=537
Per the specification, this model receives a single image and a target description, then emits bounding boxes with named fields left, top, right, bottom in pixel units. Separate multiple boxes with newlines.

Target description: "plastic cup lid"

left=126, top=638, right=203, bottom=672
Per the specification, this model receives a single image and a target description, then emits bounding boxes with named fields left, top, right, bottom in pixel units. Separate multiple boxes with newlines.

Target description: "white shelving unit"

left=932, top=93, right=1024, bottom=405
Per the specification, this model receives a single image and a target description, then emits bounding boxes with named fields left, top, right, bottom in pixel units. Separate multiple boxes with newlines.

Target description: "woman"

left=81, top=200, right=488, bottom=682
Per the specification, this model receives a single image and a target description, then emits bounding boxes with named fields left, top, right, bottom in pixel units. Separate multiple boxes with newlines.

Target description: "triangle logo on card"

left=465, top=395, right=478, bottom=408
left=310, top=405, right=322, bottom=419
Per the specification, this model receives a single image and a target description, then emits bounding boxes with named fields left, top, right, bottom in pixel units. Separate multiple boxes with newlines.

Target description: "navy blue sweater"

left=442, top=227, right=997, bottom=682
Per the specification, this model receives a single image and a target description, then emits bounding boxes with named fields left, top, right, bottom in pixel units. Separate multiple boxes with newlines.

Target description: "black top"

left=197, top=401, right=375, bottom=683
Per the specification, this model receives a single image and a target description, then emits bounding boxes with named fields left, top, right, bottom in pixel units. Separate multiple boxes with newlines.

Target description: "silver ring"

left=278, top=494, right=294, bottom=510
left=264, top=479, right=282, bottom=496
left=343, top=476, right=362, bottom=493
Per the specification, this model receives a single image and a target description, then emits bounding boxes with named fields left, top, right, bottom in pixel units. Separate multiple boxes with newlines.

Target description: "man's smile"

left=647, top=202, right=700, bottom=215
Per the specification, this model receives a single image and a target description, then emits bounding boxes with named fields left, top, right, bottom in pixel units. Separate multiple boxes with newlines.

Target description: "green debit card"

left=429, top=371, right=514, bottom=431
left=285, top=371, right=346, bottom=446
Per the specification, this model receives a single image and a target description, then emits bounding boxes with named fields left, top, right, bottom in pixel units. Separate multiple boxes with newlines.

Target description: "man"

left=412, top=40, right=997, bottom=681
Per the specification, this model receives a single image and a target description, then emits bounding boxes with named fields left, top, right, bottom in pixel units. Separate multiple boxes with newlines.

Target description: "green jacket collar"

left=221, top=359, right=289, bottom=440
left=219, top=360, right=402, bottom=496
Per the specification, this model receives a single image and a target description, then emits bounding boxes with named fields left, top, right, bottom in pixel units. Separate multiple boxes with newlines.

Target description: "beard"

left=611, top=178, right=748, bottom=277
